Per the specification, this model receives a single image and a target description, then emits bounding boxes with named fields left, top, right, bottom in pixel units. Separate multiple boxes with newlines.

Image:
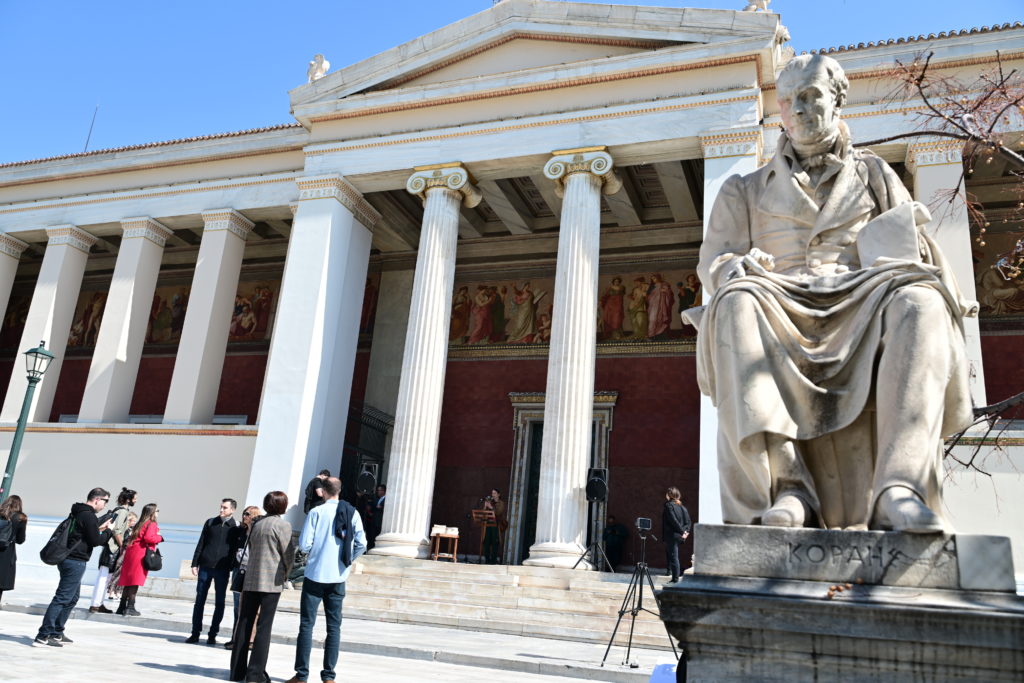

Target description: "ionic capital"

left=544, top=147, right=621, bottom=198
left=0, top=233, right=30, bottom=260
left=121, top=216, right=174, bottom=247
left=700, top=127, right=763, bottom=160
left=296, top=174, right=380, bottom=229
left=45, top=224, right=96, bottom=253
left=201, top=209, right=255, bottom=241
left=906, top=138, right=964, bottom=172
left=406, top=163, right=482, bottom=208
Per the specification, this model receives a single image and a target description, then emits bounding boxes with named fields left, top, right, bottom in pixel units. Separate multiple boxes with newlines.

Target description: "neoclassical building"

left=1, top=1, right=1022, bottom=577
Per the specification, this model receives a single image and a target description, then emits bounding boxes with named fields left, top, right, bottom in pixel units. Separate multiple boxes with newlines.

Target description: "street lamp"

left=0, top=341, right=55, bottom=503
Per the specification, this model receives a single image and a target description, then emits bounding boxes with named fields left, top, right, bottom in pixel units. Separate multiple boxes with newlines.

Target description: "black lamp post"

left=0, top=341, right=55, bottom=504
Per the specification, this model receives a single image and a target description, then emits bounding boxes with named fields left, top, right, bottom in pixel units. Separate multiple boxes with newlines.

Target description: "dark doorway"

left=518, top=422, right=544, bottom=562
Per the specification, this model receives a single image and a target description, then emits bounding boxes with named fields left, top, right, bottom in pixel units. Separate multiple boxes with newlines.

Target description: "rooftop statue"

left=742, top=0, right=770, bottom=11
left=307, top=54, right=330, bottom=83
left=689, top=54, right=976, bottom=534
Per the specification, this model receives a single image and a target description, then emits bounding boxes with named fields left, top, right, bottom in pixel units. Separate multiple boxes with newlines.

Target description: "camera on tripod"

left=635, top=517, right=652, bottom=532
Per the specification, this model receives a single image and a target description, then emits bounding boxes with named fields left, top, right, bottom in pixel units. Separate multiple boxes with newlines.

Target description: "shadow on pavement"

left=137, top=662, right=230, bottom=679
left=122, top=630, right=195, bottom=643
left=0, top=633, right=36, bottom=646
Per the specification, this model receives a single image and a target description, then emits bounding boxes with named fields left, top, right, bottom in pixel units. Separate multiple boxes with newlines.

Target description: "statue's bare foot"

left=875, top=487, right=943, bottom=534
left=762, top=494, right=809, bottom=527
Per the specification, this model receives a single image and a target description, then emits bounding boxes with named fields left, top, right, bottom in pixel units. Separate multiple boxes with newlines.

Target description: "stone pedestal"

left=658, top=525, right=1024, bottom=682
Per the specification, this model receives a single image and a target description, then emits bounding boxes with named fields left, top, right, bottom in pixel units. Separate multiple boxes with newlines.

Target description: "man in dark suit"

left=186, top=498, right=238, bottom=645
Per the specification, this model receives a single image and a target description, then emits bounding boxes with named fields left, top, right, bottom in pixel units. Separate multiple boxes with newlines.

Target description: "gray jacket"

left=242, top=515, right=295, bottom=593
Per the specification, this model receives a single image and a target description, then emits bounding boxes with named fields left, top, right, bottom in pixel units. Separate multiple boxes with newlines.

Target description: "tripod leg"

left=601, top=564, right=642, bottom=666
left=594, top=542, right=615, bottom=573
left=642, top=564, right=679, bottom=659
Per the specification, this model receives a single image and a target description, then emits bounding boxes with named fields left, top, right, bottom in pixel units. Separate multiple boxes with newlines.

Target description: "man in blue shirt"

left=285, top=476, right=365, bottom=683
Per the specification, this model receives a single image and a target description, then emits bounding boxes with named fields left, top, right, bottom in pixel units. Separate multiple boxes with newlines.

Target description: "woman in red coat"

left=117, top=503, right=162, bottom=616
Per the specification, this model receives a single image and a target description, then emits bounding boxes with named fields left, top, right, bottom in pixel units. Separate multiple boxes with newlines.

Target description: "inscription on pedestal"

left=694, top=524, right=1015, bottom=591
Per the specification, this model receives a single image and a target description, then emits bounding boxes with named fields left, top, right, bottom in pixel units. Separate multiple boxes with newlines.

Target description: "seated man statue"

left=690, top=54, right=976, bottom=533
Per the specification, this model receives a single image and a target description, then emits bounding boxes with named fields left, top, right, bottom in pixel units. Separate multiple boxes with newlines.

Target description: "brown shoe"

left=88, top=605, right=113, bottom=614
left=284, top=678, right=307, bottom=683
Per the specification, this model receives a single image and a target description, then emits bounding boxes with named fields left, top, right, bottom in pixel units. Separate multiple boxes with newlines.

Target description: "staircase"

left=144, top=555, right=676, bottom=650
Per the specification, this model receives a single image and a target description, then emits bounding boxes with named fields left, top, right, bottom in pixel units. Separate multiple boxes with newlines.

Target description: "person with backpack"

left=89, top=487, right=135, bottom=614
left=284, top=477, right=366, bottom=683
left=35, top=487, right=113, bottom=647
left=0, top=494, right=28, bottom=606
left=116, top=503, right=163, bottom=616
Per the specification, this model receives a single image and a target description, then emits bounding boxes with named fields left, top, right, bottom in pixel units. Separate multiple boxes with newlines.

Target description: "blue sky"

left=1, top=0, right=1020, bottom=165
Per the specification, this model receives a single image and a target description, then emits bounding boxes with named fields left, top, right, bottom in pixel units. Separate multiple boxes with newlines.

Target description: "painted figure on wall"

left=490, top=286, right=507, bottom=343
left=0, top=295, right=30, bottom=349
left=600, top=277, right=626, bottom=340
left=628, top=277, right=649, bottom=341
left=450, top=285, right=471, bottom=343
left=468, top=286, right=497, bottom=344
left=646, top=273, right=675, bottom=339
left=507, top=282, right=547, bottom=343
left=976, top=237, right=1024, bottom=316
left=67, top=292, right=107, bottom=347
left=170, top=289, right=188, bottom=336
left=677, top=274, right=702, bottom=312
left=252, top=286, right=275, bottom=338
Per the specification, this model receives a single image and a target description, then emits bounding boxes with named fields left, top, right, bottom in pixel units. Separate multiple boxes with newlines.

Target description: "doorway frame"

left=504, top=391, right=618, bottom=565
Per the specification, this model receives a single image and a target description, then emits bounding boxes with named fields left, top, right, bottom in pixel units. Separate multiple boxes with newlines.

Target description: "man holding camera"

left=35, top=487, right=112, bottom=647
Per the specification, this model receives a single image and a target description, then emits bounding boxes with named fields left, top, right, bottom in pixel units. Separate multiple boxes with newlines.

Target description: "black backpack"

left=0, top=518, right=15, bottom=551
left=39, top=515, right=76, bottom=566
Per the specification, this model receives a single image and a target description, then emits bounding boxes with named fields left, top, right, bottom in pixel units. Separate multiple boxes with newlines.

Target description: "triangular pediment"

left=291, top=0, right=781, bottom=108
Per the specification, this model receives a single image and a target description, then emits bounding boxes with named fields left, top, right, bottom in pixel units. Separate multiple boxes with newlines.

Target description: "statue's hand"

left=746, top=247, right=776, bottom=272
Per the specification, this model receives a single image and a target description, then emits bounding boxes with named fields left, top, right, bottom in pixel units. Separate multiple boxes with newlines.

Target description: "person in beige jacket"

left=229, top=491, right=295, bottom=683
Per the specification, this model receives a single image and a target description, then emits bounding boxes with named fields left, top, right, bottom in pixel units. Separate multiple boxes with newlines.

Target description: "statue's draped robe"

left=692, top=133, right=975, bottom=529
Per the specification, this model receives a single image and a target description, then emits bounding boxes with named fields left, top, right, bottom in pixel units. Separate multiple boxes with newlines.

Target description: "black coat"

left=67, top=503, right=110, bottom=562
left=0, top=516, right=27, bottom=591
left=661, top=500, right=691, bottom=541
left=192, top=516, right=239, bottom=571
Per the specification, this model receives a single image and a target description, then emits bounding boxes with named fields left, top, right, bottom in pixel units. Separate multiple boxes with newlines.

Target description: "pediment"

left=291, top=0, right=781, bottom=109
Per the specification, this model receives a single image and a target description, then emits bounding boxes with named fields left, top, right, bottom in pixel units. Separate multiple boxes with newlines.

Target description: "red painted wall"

left=430, top=354, right=700, bottom=569
left=981, top=334, right=1024, bottom=408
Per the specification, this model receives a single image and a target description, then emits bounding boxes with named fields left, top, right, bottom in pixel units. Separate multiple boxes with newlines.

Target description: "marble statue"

left=742, top=0, right=770, bottom=11
left=688, top=54, right=976, bottom=534
left=307, top=54, right=330, bottom=83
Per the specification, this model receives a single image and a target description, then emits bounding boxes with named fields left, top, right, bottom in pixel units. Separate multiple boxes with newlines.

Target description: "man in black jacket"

left=186, top=498, right=238, bottom=645
left=303, top=469, right=331, bottom=514
left=35, top=487, right=112, bottom=647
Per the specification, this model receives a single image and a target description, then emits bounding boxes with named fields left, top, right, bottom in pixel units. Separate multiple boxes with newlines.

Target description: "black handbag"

left=230, top=569, right=245, bottom=592
left=143, top=547, right=163, bottom=572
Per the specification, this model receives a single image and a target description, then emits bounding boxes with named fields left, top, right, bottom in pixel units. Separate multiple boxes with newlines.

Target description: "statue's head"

left=776, top=54, right=848, bottom=147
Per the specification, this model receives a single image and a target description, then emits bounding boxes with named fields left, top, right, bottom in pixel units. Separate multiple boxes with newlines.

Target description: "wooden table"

left=430, top=532, right=459, bottom=562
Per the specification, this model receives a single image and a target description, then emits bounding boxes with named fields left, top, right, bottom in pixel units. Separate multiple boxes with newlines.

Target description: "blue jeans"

left=38, top=559, right=87, bottom=638
left=295, top=579, right=346, bottom=681
left=191, top=566, right=230, bottom=637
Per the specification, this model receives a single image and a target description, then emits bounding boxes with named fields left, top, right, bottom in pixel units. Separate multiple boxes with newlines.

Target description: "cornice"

left=700, top=127, right=763, bottom=160
left=0, top=233, right=29, bottom=260
left=906, top=138, right=964, bottom=171
left=296, top=174, right=381, bottom=229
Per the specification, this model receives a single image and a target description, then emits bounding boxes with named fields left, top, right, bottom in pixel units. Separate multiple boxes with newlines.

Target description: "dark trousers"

left=38, top=558, right=86, bottom=638
left=230, top=590, right=280, bottom=682
left=482, top=526, right=501, bottom=564
left=295, top=579, right=346, bottom=682
left=665, top=536, right=682, bottom=581
left=605, top=543, right=624, bottom=571
left=191, top=566, right=229, bottom=637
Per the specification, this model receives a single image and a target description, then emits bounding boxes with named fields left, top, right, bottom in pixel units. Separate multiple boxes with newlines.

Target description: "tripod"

left=600, top=532, right=678, bottom=667
left=572, top=512, right=614, bottom=572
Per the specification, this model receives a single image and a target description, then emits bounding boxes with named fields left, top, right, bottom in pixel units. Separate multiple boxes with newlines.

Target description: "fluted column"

left=371, top=163, right=481, bottom=559
left=78, top=217, right=173, bottom=423
left=1, top=225, right=95, bottom=422
left=164, top=209, right=253, bottom=424
left=907, top=139, right=986, bottom=406
left=524, top=147, right=621, bottom=569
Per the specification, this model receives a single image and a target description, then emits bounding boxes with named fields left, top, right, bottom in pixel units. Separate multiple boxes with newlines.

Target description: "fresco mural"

left=448, top=268, right=701, bottom=348
left=975, top=232, right=1024, bottom=317
left=229, top=282, right=277, bottom=342
left=0, top=293, right=31, bottom=351
left=67, top=291, right=108, bottom=347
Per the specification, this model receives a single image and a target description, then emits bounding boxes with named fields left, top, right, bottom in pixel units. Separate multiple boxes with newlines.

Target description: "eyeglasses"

left=243, top=512, right=252, bottom=517
left=99, top=498, right=109, bottom=503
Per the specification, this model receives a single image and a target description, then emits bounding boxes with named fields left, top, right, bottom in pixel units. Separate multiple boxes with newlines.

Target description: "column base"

left=368, top=533, right=430, bottom=559
left=522, top=541, right=593, bottom=570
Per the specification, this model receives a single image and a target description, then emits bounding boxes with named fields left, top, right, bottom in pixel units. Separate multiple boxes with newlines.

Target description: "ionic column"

left=79, top=218, right=173, bottom=423
left=524, top=147, right=621, bottom=569
left=163, top=210, right=253, bottom=424
left=907, top=139, right=986, bottom=406
left=372, top=164, right=481, bottom=559
left=1, top=225, right=95, bottom=422
left=245, top=175, right=379, bottom=521
left=696, top=128, right=763, bottom=526
left=0, top=235, right=29, bottom=340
